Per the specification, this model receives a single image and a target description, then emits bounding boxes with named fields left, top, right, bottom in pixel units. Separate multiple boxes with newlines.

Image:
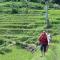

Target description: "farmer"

left=38, top=31, right=48, bottom=56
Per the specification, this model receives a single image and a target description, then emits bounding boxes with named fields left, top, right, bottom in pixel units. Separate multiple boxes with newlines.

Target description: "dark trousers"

left=40, top=44, right=48, bottom=52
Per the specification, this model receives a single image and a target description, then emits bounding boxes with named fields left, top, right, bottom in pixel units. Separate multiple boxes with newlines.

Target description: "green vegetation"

left=0, top=1, right=60, bottom=60
left=0, top=46, right=33, bottom=60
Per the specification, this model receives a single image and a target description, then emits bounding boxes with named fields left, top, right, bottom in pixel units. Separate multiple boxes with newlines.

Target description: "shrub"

left=0, top=6, right=3, bottom=12
left=20, top=37, right=28, bottom=42
left=2, top=48, right=12, bottom=53
left=0, top=40, right=5, bottom=45
left=11, top=8, right=18, bottom=14
left=16, top=41, right=27, bottom=49
left=53, top=4, right=60, bottom=9
left=11, top=4, right=19, bottom=14
left=0, top=50, right=5, bottom=55
left=26, top=37, right=37, bottom=44
left=29, top=4, right=43, bottom=10
left=4, top=4, right=11, bottom=7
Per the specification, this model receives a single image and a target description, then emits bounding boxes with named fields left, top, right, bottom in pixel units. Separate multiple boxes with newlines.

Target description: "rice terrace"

left=0, top=0, right=60, bottom=60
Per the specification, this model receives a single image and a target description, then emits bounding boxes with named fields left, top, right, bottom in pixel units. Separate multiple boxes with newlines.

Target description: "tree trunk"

left=45, top=1, right=51, bottom=28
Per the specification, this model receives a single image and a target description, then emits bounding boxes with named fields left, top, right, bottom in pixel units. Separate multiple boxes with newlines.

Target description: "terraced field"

left=0, top=13, right=45, bottom=43
left=0, top=2, right=60, bottom=60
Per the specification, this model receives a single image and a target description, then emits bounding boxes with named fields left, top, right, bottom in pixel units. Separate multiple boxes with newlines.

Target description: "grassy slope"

left=30, top=43, right=60, bottom=60
left=0, top=46, right=33, bottom=60
left=0, top=2, right=60, bottom=60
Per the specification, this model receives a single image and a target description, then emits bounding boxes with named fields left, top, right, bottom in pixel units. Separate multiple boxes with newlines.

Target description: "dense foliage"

left=0, top=0, right=60, bottom=4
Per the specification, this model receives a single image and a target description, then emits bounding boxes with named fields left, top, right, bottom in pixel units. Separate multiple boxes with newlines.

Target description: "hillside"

left=0, top=2, right=60, bottom=60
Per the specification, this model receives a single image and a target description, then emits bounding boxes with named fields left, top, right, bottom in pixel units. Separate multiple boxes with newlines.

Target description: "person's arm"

left=38, top=34, right=42, bottom=45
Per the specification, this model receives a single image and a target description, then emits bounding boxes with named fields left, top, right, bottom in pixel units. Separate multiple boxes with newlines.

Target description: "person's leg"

left=44, top=45, right=48, bottom=56
left=40, top=44, right=44, bottom=56
left=41, top=44, right=45, bottom=56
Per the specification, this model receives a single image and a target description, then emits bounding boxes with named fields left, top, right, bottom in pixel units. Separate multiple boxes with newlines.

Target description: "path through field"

left=31, top=46, right=47, bottom=60
left=31, top=43, right=60, bottom=60
left=31, top=52, right=47, bottom=60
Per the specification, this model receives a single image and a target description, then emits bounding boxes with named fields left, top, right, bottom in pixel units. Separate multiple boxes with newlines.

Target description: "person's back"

left=38, top=31, right=48, bottom=56
left=39, top=32, right=48, bottom=45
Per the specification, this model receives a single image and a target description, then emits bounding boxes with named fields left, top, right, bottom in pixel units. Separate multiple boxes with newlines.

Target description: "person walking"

left=46, top=32, right=51, bottom=45
left=38, top=31, right=48, bottom=56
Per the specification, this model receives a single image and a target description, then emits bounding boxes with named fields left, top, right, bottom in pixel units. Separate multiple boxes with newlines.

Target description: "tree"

left=53, top=0, right=60, bottom=4
left=44, top=0, right=51, bottom=28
